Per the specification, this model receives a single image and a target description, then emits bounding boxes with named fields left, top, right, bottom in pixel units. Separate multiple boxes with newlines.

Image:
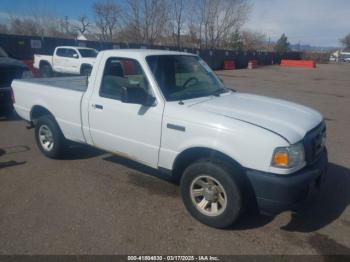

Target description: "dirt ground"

left=0, top=63, right=349, bottom=255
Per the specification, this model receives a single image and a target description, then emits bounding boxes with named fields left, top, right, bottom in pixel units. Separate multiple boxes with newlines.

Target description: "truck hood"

left=190, top=92, right=323, bottom=144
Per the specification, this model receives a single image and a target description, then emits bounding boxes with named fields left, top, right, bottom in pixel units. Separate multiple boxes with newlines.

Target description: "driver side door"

left=88, top=57, right=163, bottom=168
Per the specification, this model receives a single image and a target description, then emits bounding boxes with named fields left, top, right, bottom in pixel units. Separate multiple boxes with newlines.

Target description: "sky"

left=0, top=0, right=349, bottom=47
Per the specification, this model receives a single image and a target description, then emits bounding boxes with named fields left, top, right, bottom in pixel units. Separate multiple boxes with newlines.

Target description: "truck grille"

left=303, top=121, right=326, bottom=164
left=0, top=68, right=23, bottom=87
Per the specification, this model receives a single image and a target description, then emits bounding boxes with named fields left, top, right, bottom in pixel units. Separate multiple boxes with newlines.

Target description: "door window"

left=56, top=48, right=67, bottom=57
left=65, top=49, right=78, bottom=58
left=99, top=57, right=150, bottom=100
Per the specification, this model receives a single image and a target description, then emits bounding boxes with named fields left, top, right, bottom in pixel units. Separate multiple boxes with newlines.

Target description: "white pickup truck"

left=33, top=46, right=98, bottom=77
left=12, top=49, right=328, bottom=228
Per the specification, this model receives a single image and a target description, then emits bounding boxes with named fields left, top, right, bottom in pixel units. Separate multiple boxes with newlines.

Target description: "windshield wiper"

left=211, top=88, right=230, bottom=97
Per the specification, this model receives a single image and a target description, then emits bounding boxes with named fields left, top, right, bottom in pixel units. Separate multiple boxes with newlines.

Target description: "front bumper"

left=246, top=148, right=328, bottom=214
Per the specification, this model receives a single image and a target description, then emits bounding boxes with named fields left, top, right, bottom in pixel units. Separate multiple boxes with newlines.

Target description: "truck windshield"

left=146, top=55, right=226, bottom=101
left=78, top=49, right=98, bottom=58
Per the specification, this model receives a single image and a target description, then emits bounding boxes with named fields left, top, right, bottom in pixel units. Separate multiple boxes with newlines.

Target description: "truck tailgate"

left=12, top=76, right=88, bottom=143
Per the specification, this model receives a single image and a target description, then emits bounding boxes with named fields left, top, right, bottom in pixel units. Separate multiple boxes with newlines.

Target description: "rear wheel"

left=180, top=159, right=245, bottom=228
left=35, top=115, right=67, bottom=158
left=40, top=63, right=53, bottom=77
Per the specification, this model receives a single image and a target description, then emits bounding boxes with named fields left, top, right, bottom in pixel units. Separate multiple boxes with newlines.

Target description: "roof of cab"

left=99, top=49, right=196, bottom=58
left=56, top=46, right=97, bottom=50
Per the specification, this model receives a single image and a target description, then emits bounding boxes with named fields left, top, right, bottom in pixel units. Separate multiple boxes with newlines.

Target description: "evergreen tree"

left=274, top=33, right=290, bottom=52
left=229, top=29, right=244, bottom=50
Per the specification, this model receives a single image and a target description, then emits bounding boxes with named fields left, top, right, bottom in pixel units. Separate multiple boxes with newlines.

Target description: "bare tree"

left=241, top=30, right=267, bottom=50
left=124, top=0, right=169, bottom=45
left=340, top=33, right=350, bottom=51
left=93, top=0, right=121, bottom=41
left=72, top=15, right=91, bottom=35
left=169, top=0, right=185, bottom=47
left=187, top=0, right=250, bottom=49
left=9, top=16, right=43, bottom=36
left=59, top=16, right=73, bottom=35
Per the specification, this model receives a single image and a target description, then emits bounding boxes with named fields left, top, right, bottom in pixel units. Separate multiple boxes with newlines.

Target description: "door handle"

left=92, top=104, right=103, bottom=110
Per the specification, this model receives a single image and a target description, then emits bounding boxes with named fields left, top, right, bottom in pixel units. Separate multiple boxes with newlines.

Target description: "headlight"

left=22, top=70, right=33, bottom=79
left=271, top=142, right=305, bottom=169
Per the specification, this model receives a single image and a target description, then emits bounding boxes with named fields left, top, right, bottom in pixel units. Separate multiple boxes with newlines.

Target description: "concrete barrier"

left=280, top=59, right=316, bottom=68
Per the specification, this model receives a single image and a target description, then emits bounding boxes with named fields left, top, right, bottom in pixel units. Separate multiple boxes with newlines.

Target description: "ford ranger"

left=33, top=46, right=98, bottom=77
left=12, top=50, right=328, bottom=228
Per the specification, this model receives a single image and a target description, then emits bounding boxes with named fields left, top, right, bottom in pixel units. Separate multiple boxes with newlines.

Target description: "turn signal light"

left=273, top=151, right=289, bottom=167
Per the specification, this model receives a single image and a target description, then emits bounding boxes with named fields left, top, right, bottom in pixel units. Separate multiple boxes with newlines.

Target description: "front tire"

left=35, top=115, right=66, bottom=158
left=180, top=159, right=245, bottom=228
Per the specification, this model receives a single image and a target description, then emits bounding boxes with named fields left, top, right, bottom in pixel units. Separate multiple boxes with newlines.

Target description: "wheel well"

left=172, top=147, right=244, bottom=183
left=30, top=105, right=54, bottom=123
left=172, top=147, right=258, bottom=211
left=39, top=60, right=50, bottom=69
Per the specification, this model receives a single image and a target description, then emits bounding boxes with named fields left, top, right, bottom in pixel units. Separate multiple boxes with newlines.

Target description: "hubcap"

left=38, top=125, right=54, bottom=151
left=190, top=175, right=227, bottom=217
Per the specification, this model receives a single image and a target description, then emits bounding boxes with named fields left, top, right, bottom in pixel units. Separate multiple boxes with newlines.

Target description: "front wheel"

left=180, top=159, right=245, bottom=228
left=35, top=115, right=67, bottom=158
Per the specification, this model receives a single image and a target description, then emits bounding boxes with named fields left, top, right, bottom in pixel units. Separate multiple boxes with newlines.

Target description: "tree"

left=123, top=0, right=169, bottom=44
left=340, top=33, right=350, bottom=51
left=73, top=15, right=91, bottom=35
left=228, top=29, right=243, bottom=50
left=241, top=30, right=267, bottom=50
left=59, top=16, right=73, bottom=35
left=9, top=17, right=42, bottom=36
left=93, top=0, right=121, bottom=41
left=187, top=0, right=250, bottom=49
left=170, top=0, right=185, bottom=48
left=274, top=33, right=290, bottom=52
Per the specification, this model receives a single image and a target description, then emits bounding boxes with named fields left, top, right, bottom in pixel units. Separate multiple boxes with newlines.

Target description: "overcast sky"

left=245, top=0, right=349, bottom=47
left=0, top=0, right=348, bottom=47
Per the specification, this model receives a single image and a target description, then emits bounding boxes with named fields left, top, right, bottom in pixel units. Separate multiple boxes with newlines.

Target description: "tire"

left=81, top=66, right=92, bottom=76
left=40, top=63, right=53, bottom=78
left=180, top=158, right=245, bottom=228
left=35, top=115, right=67, bottom=158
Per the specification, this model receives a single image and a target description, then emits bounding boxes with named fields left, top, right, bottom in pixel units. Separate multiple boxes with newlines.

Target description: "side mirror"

left=73, top=53, right=79, bottom=58
left=121, top=86, right=156, bottom=106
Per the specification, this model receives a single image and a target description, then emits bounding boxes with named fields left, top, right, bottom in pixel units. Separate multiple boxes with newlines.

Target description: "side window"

left=99, top=57, right=150, bottom=100
left=66, top=49, right=78, bottom=58
left=56, top=48, right=67, bottom=57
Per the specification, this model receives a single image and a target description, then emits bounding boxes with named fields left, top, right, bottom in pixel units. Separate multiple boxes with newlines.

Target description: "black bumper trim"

left=246, top=148, right=328, bottom=214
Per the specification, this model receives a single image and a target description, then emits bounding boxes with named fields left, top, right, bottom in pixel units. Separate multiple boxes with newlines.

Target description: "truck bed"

left=12, top=76, right=88, bottom=144
left=17, top=76, right=88, bottom=92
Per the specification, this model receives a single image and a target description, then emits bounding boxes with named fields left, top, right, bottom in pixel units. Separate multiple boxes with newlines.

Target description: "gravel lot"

left=0, top=63, right=350, bottom=255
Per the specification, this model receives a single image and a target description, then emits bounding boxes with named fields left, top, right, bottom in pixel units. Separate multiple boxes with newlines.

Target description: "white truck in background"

left=12, top=49, right=328, bottom=228
left=33, top=46, right=98, bottom=77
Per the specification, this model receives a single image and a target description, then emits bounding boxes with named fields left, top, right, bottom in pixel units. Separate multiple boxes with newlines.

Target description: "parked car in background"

left=0, top=47, right=32, bottom=113
left=339, top=52, right=350, bottom=62
left=33, top=46, right=98, bottom=77
left=12, top=50, right=328, bottom=228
